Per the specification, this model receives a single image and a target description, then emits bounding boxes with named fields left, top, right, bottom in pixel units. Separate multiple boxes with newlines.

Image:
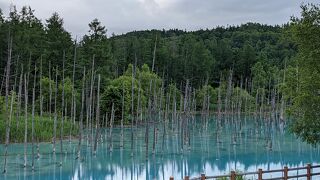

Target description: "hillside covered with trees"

left=0, top=4, right=319, bottom=146
left=0, top=6, right=296, bottom=88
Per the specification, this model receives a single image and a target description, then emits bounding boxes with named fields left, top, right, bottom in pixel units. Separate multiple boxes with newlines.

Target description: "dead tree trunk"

left=89, top=56, right=95, bottom=144
left=93, top=74, right=101, bottom=155
left=31, top=87, right=36, bottom=171
left=120, top=83, right=124, bottom=148
left=59, top=52, right=66, bottom=166
left=53, top=67, right=58, bottom=153
left=49, top=61, right=52, bottom=121
left=23, top=74, right=28, bottom=167
left=151, top=35, right=157, bottom=72
left=76, top=67, right=86, bottom=159
left=109, top=103, right=115, bottom=152
left=2, top=32, right=12, bottom=174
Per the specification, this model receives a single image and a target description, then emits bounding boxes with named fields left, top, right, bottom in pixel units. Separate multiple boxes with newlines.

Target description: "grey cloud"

left=0, top=1, right=9, bottom=13
left=0, top=0, right=318, bottom=37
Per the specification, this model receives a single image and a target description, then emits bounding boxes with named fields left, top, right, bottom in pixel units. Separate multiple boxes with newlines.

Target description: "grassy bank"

left=0, top=114, right=78, bottom=143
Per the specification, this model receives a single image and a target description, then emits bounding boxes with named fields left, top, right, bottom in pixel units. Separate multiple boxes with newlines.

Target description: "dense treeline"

left=112, top=24, right=295, bottom=87
left=0, top=6, right=295, bottom=90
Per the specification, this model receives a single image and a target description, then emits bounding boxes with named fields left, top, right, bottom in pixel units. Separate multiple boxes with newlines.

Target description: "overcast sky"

left=0, top=0, right=318, bottom=37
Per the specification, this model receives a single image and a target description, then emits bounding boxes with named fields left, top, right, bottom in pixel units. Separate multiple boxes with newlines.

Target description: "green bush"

left=0, top=113, right=78, bottom=143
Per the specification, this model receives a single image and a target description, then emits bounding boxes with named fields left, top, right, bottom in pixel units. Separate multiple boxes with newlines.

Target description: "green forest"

left=0, top=3, right=319, bottom=146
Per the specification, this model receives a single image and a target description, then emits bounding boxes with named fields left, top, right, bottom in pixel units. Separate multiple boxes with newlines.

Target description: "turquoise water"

left=1, top=116, right=319, bottom=180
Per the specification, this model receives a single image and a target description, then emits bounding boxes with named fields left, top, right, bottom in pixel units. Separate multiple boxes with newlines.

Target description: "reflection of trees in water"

left=1, top=117, right=319, bottom=179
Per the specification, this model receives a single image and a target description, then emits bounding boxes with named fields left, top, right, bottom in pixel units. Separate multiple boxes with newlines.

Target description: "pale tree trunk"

left=93, top=74, right=101, bottom=155
left=151, top=35, right=157, bottom=72
left=89, top=56, right=95, bottom=144
left=49, top=61, right=52, bottom=122
left=120, top=83, right=124, bottom=148
left=59, top=52, right=65, bottom=166
left=31, top=87, right=36, bottom=171
left=31, top=64, right=37, bottom=170
left=225, top=70, right=233, bottom=118
left=39, top=57, right=43, bottom=118
left=76, top=67, right=86, bottom=159
left=37, top=57, right=43, bottom=159
left=145, top=80, right=153, bottom=160
left=109, top=103, right=114, bottom=152
left=280, top=60, right=286, bottom=123
left=136, top=78, right=142, bottom=125
left=53, top=67, right=58, bottom=153
left=16, top=69, right=23, bottom=139
left=23, top=74, right=28, bottom=167
left=3, top=87, right=14, bottom=173
left=217, top=75, right=222, bottom=129
left=2, top=32, right=12, bottom=174
left=70, top=44, right=77, bottom=142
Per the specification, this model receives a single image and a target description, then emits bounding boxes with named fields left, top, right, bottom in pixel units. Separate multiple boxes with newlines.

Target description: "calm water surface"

left=1, top=116, right=319, bottom=180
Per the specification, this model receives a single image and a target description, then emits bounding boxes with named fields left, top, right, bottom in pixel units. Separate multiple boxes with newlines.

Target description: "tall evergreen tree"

left=80, top=18, right=113, bottom=85
left=44, top=12, right=72, bottom=71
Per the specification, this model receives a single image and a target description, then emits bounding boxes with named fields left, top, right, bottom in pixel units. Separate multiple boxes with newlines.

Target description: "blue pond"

left=1, top=116, right=319, bottom=180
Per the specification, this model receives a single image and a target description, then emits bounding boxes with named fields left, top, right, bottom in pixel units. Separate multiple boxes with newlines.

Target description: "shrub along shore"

left=0, top=114, right=77, bottom=143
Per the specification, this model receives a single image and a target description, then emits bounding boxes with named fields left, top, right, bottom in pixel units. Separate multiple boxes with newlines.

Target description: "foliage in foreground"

left=284, top=4, right=320, bottom=145
left=0, top=113, right=77, bottom=143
